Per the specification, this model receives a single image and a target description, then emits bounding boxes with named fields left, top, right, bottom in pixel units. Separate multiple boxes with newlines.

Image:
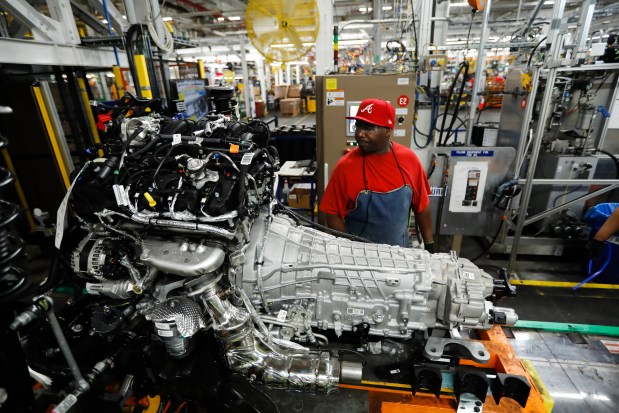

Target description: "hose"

left=438, top=61, right=469, bottom=146
left=573, top=243, right=613, bottom=290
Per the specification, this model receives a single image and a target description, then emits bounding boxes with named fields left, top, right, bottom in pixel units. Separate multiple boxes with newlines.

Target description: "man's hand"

left=424, top=241, right=435, bottom=254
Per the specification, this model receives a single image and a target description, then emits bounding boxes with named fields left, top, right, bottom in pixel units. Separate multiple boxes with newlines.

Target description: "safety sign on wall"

left=326, top=90, right=345, bottom=106
left=448, top=161, right=488, bottom=213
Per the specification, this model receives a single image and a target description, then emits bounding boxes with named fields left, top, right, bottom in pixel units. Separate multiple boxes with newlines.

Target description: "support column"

left=372, top=0, right=383, bottom=64
left=240, top=36, right=254, bottom=118
left=466, top=0, right=492, bottom=144
left=315, top=0, right=334, bottom=75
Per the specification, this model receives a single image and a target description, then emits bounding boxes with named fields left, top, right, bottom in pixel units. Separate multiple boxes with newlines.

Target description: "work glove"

left=424, top=241, right=435, bottom=254
left=584, top=239, right=605, bottom=260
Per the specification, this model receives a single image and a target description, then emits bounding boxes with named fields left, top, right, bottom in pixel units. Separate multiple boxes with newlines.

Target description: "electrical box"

left=425, top=54, right=447, bottom=71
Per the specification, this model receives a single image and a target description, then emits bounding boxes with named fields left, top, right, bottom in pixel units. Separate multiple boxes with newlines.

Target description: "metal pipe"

left=518, top=0, right=545, bottom=40
left=518, top=179, right=619, bottom=185
left=513, top=67, right=541, bottom=177
left=522, top=185, right=619, bottom=226
left=42, top=298, right=90, bottom=392
left=508, top=0, right=568, bottom=276
left=466, top=0, right=492, bottom=144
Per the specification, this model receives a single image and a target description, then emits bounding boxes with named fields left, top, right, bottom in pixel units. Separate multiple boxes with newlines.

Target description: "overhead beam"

left=0, top=38, right=128, bottom=67
left=87, top=0, right=129, bottom=34
left=70, top=0, right=110, bottom=36
left=2, top=0, right=65, bottom=43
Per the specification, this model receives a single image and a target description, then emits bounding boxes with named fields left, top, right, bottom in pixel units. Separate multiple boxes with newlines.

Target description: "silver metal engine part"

left=239, top=213, right=517, bottom=340
left=144, top=297, right=208, bottom=357
left=140, top=238, right=226, bottom=277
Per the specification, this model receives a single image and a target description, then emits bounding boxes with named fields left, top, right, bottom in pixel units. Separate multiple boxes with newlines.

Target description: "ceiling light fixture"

left=382, top=6, right=392, bottom=11
left=162, top=17, right=173, bottom=21
left=228, top=16, right=241, bottom=21
left=544, top=1, right=555, bottom=5
left=217, top=17, right=225, bottom=22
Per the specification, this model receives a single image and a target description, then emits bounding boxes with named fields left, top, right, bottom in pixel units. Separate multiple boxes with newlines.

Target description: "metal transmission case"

left=240, top=214, right=511, bottom=340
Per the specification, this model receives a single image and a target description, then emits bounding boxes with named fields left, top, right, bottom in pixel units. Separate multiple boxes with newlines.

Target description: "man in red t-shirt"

left=320, top=99, right=434, bottom=251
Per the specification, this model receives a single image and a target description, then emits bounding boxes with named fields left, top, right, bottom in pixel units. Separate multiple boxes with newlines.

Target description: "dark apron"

left=345, top=147, right=412, bottom=247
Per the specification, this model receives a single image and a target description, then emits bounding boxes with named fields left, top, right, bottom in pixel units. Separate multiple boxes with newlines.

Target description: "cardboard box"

left=288, top=183, right=312, bottom=209
left=279, top=98, right=300, bottom=116
left=275, top=84, right=289, bottom=99
left=287, top=84, right=302, bottom=98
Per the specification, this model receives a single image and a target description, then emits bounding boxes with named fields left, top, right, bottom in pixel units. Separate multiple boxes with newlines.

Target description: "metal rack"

left=506, top=0, right=619, bottom=275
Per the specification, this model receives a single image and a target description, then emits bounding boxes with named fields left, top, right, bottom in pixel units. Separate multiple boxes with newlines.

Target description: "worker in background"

left=586, top=203, right=619, bottom=258
left=320, top=99, right=435, bottom=252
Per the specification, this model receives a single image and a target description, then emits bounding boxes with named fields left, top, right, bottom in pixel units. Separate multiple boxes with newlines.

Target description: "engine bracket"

left=423, top=336, right=491, bottom=364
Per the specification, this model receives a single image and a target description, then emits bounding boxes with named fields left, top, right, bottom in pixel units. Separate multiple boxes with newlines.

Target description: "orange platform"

left=340, top=326, right=549, bottom=413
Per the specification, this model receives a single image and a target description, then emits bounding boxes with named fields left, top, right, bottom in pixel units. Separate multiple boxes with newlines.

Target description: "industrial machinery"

left=5, top=98, right=529, bottom=412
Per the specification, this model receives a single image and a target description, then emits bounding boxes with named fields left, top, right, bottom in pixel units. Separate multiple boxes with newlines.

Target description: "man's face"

left=354, top=120, right=391, bottom=154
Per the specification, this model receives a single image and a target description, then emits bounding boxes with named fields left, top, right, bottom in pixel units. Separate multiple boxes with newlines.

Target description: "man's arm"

left=414, top=205, right=433, bottom=244
left=325, top=213, right=346, bottom=233
left=594, top=206, right=619, bottom=242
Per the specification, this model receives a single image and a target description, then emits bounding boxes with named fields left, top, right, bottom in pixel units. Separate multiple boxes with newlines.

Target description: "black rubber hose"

left=526, top=36, right=547, bottom=68
left=276, top=200, right=372, bottom=243
left=444, top=61, right=470, bottom=145
left=438, top=61, right=468, bottom=146
left=471, top=220, right=504, bottom=262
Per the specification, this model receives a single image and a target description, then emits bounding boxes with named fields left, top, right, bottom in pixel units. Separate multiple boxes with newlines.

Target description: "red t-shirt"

left=320, top=142, right=430, bottom=218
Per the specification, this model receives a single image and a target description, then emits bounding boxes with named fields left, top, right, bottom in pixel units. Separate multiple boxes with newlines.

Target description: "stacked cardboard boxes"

left=279, top=98, right=300, bottom=116
left=274, top=85, right=289, bottom=99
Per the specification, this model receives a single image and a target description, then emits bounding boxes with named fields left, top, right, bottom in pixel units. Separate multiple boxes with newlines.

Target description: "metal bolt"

left=72, top=324, right=83, bottom=333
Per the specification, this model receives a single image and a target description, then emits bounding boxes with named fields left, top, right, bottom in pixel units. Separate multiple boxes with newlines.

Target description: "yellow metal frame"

left=112, top=65, right=125, bottom=98
left=134, top=54, right=152, bottom=99
left=31, top=85, right=71, bottom=190
left=198, top=59, right=206, bottom=79
left=77, top=77, right=101, bottom=145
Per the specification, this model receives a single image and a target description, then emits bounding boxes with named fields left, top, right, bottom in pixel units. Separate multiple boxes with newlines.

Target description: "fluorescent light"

left=106, top=72, right=115, bottom=78
left=338, top=39, right=370, bottom=46
left=101, top=19, right=108, bottom=24
left=450, top=2, right=470, bottom=6
left=382, top=6, right=393, bottom=10
left=162, top=17, right=173, bottom=21
left=544, top=0, right=554, bottom=4
left=345, top=23, right=375, bottom=29
left=359, top=7, right=373, bottom=12
left=217, top=17, right=225, bottom=22
left=228, top=16, right=241, bottom=21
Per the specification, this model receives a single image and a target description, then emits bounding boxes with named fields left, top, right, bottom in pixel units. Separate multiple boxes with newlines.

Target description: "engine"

left=9, top=98, right=518, bottom=412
